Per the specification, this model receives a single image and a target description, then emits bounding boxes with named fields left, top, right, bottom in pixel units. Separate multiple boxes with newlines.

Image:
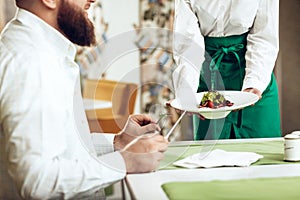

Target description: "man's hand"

left=122, top=114, right=160, bottom=136
left=114, top=114, right=161, bottom=150
left=120, top=150, right=165, bottom=173
left=114, top=114, right=169, bottom=173
left=119, top=133, right=168, bottom=173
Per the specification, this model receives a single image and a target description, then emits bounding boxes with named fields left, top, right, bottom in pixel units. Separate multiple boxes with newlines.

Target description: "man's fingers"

left=129, top=114, right=155, bottom=126
left=140, top=123, right=161, bottom=133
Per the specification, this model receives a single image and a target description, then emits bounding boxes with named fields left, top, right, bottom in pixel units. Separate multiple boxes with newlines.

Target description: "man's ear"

left=41, top=0, right=58, bottom=9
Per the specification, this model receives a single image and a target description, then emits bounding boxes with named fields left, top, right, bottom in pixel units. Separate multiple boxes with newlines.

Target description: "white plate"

left=170, top=91, right=259, bottom=119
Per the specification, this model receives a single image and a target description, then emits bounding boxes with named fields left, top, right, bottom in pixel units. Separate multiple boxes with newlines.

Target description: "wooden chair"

left=83, top=79, right=138, bottom=133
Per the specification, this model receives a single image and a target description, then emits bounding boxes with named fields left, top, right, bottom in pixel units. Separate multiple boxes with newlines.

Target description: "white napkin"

left=173, top=149, right=263, bottom=169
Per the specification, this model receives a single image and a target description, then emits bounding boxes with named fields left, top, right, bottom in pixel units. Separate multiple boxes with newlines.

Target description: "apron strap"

left=209, top=44, right=244, bottom=90
left=208, top=43, right=245, bottom=133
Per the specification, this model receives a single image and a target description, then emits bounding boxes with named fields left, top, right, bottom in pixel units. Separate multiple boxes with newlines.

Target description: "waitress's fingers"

left=232, top=108, right=243, bottom=112
left=165, top=100, right=172, bottom=107
left=243, top=88, right=262, bottom=99
left=166, top=100, right=205, bottom=119
left=166, top=100, right=184, bottom=114
left=166, top=101, right=205, bottom=120
left=193, top=112, right=206, bottom=120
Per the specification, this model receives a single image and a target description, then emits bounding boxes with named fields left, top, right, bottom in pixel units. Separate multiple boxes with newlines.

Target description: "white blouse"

left=172, top=0, right=279, bottom=98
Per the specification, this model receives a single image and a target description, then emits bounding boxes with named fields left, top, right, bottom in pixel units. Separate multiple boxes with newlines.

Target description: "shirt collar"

left=16, top=8, right=77, bottom=59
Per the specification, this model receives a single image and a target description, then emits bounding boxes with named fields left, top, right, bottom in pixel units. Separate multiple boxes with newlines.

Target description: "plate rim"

left=170, top=90, right=259, bottom=114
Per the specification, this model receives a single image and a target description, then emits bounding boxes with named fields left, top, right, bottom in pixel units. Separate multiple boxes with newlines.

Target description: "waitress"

left=172, top=0, right=281, bottom=140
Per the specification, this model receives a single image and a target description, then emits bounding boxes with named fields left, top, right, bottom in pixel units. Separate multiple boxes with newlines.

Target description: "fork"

left=156, top=113, right=172, bottom=124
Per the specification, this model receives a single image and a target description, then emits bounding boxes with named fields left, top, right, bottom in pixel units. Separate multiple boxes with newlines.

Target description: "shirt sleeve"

left=0, top=51, right=126, bottom=199
left=172, top=0, right=205, bottom=99
left=91, top=133, right=115, bottom=156
left=243, top=0, right=279, bottom=93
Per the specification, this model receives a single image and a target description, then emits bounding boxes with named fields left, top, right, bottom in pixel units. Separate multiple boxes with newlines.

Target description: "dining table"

left=125, top=137, right=300, bottom=200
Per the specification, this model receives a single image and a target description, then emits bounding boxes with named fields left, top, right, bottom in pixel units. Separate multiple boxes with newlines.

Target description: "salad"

left=199, top=91, right=234, bottom=108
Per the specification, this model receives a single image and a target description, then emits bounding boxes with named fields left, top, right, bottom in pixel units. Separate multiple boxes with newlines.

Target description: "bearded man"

left=0, top=0, right=168, bottom=199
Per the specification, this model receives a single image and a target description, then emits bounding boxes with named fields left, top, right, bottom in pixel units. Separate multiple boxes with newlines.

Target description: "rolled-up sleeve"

left=243, top=0, right=279, bottom=93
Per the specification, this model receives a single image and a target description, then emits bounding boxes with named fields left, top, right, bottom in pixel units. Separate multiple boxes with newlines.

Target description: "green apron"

left=194, top=32, right=281, bottom=140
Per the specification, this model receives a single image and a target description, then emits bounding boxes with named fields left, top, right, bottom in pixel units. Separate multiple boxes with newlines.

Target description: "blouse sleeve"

left=243, top=0, right=279, bottom=93
left=172, top=0, right=205, bottom=99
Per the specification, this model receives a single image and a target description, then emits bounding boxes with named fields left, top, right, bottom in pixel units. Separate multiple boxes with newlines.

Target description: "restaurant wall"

left=98, top=0, right=141, bottom=113
left=98, top=0, right=139, bottom=83
left=0, top=0, right=5, bottom=30
left=279, top=0, right=300, bottom=135
left=0, top=0, right=16, bottom=31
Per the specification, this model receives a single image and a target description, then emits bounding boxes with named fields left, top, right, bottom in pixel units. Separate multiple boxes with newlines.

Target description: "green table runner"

left=162, top=176, right=300, bottom=200
left=159, top=140, right=288, bottom=170
left=159, top=140, right=300, bottom=199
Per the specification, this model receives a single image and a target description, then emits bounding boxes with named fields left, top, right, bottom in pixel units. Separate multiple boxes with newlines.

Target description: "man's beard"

left=57, top=0, right=96, bottom=46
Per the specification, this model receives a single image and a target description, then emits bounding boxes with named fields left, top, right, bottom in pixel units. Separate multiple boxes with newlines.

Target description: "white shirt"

left=173, top=0, right=279, bottom=97
left=0, top=9, right=125, bottom=199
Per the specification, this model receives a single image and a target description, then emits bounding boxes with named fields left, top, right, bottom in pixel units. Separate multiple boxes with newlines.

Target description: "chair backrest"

left=83, top=79, right=138, bottom=119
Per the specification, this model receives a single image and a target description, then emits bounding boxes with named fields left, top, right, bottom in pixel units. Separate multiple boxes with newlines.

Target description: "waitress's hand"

left=166, top=100, right=205, bottom=120
left=233, top=87, right=261, bottom=111
left=243, top=88, right=262, bottom=100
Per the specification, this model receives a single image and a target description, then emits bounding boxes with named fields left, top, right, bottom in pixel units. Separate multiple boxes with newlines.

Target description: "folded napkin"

left=173, top=149, right=263, bottom=169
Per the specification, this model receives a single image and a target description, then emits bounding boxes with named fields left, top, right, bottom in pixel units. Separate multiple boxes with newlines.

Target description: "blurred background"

left=1, top=0, right=299, bottom=138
